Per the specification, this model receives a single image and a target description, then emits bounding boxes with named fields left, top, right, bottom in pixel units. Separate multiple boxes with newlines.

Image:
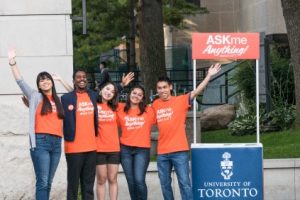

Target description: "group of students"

left=7, top=48, right=221, bottom=200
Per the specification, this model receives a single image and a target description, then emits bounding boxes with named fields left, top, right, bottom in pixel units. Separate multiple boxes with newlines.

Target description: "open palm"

left=51, top=74, right=61, bottom=81
left=207, top=63, right=221, bottom=77
left=121, top=72, right=135, bottom=86
left=8, top=49, right=16, bottom=60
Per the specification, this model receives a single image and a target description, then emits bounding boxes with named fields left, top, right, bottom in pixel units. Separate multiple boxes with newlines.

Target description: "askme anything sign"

left=192, top=33, right=259, bottom=59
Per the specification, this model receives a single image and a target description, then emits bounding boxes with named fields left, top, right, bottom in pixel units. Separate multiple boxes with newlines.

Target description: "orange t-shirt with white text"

left=35, top=96, right=63, bottom=137
left=117, top=103, right=155, bottom=148
left=152, top=94, right=190, bottom=154
left=64, top=92, right=96, bottom=153
left=96, top=103, right=120, bottom=152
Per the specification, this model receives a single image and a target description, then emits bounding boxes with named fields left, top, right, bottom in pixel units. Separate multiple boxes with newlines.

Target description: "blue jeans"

left=157, top=151, right=192, bottom=200
left=120, top=144, right=150, bottom=200
left=30, top=134, right=62, bottom=200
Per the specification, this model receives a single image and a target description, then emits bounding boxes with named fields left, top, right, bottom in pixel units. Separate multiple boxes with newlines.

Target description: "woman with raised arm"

left=8, top=49, right=64, bottom=200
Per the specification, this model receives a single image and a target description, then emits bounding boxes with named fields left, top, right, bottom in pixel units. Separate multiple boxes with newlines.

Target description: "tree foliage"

left=163, top=0, right=208, bottom=27
left=230, top=46, right=296, bottom=134
left=72, top=0, right=206, bottom=71
left=72, top=0, right=130, bottom=70
left=231, top=60, right=256, bottom=104
left=232, top=46, right=295, bottom=110
left=269, top=45, right=294, bottom=105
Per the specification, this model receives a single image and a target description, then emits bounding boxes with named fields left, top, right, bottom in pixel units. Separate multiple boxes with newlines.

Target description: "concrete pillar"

left=0, top=0, right=73, bottom=135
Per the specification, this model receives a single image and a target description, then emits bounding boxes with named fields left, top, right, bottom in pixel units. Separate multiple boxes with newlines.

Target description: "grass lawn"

left=202, top=128, right=300, bottom=159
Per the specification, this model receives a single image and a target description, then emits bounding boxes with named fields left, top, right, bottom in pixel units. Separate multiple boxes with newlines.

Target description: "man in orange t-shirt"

left=61, top=70, right=98, bottom=200
left=152, top=63, right=221, bottom=200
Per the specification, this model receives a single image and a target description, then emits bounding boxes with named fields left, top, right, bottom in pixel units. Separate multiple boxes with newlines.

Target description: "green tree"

left=72, top=0, right=130, bottom=70
left=72, top=0, right=207, bottom=99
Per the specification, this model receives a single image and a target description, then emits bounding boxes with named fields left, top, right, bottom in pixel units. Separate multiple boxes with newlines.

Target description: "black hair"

left=72, top=69, right=87, bottom=80
left=97, top=81, right=119, bottom=111
left=36, top=72, right=64, bottom=119
left=156, top=76, right=174, bottom=96
left=157, top=76, right=172, bottom=85
left=100, top=61, right=107, bottom=68
left=124, top=85, right=147, bottom=116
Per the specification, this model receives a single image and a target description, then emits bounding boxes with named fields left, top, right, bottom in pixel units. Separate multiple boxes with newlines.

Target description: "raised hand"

left=121, top=72, right=135, bottom=87
left=190, top=63, right=222, bottom=100
left=207, top=63, right=221, bottom=77
left=52, top=73, right=73, bottom=92
left=7, top=48, right=22, bottom=80
left=8, top=48, right=17, bottom=63
left=51, top=73, right=62, bottom=81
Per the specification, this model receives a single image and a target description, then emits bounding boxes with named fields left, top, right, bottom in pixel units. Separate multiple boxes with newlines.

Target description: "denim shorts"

left=96, top=152, right=120, bottom=165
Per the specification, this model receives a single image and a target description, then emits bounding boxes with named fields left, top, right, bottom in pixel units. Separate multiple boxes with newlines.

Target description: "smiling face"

left=129, top=87, right=144, bottom=105
left=36, top=72, right=54, bottom=95
left=100, top=83, right=116, bottom=102
left=38, top=77, right=53, bottom=94
left=73, top=71, right=87, bottom=91
left=156, top=81, right=172, bottom=101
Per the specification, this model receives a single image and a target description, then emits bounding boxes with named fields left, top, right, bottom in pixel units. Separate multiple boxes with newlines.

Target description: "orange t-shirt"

left=35, top=96, right=63, bottom=137
left=117, top=103, right=155, bottom=148
left=152, top=94, right=190, bottom=154
left=96, top=103, right=120, bottom=152
left=64, top=92, right=96, bottom=153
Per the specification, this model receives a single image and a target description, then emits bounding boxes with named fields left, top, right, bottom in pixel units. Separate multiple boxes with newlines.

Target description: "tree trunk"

left=128, top=0, right=136, bottom=71
left=281, top=0, right=300, bottom=128
left=138, top=0, right=166, bottom=102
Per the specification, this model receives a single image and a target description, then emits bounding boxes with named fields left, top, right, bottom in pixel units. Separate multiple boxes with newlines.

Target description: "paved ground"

left=0, top=135, right=181, bottom=200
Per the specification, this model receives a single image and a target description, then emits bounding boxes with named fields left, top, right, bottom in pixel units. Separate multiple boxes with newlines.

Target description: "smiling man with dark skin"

left=61, top=69, right=99, bottom=200
left=61, top=70, right=134, bottom=200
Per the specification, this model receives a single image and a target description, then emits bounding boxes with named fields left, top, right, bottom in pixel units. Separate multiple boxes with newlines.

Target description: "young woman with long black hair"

left=8, top=49, right=64, bottom=200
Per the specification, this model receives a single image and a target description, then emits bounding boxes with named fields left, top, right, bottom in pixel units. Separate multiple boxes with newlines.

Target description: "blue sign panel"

left=191, top=144, right=263, bottom=200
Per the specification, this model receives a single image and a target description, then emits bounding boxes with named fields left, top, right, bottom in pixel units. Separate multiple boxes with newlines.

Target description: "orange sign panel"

left=192, top=33, right=260, bottom=59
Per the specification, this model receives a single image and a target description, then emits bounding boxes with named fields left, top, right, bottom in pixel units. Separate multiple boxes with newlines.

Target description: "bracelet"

left=9, top=60, right=16, bottom=66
